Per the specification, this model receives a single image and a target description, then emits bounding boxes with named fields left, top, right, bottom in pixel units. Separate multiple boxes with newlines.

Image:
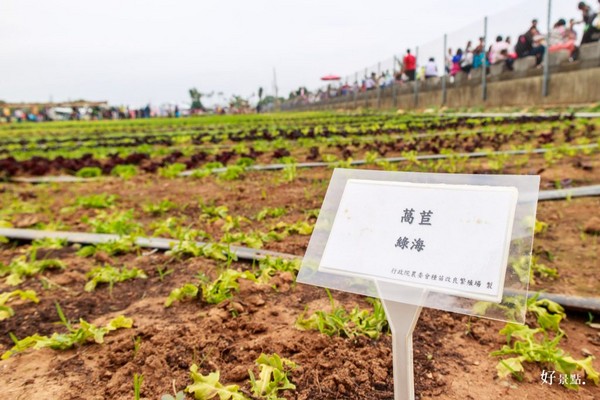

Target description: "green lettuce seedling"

left=492, top=294, right=599, bottom=389
left=221, top=232, right=264, bottom=249
left=74, top=193, right=118, bottom=209
left=0, top=290, right=39, bottom=320
left=75, top=167, right=102, bottom=178
left=143, top=199, right=177, bottom=216
left=254, top=207, right=286, bottom=221
left=167, top=241, right=234, bottom=262
left=185, top=365, right=248, bottom=400
left=165, top=269, right=256, bottom=307
left=202, top=269, right=256, bottom=304
left=296, top=290, right=389, bottom=339
left=0, top=251, right=65, bottom=286
left=256, top=257, right=301, bottom=283
left=158, top=163, right=187, bottom=178
left=85, top=264, right=147, bottom=292
left=31, top=237, right=68, bottom=250
left=249, top=353, right=297, bottom=400
left=165, top=283, right=199, bottom=307
left=2, top=305, right=133, bottom=359
left=77, top=235, right=139, bottom=257
left=82, top=209, right=143, bottom=235
left=111, top=164, right=138, bottom=179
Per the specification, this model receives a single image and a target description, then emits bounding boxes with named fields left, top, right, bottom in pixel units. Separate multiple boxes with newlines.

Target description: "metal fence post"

left=542, top=0, right=552, bottom=97
left=482, top=16, right=488, bottom=102
left=353, top=72, right=358, bottom=110
left=413, top=46, right=419, bottom=108
left=377, top=62, right=382, bottom=109
left=392, top=56, right=398, bottom=108
left=442, top=34, right=447, bottom=106
left=364, top=68, right=369, bottom=108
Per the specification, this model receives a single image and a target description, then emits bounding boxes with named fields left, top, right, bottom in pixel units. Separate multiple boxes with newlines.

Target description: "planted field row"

left=0, top=113, right=578, bottom=147
left=0, top=117, right=595, bottom=161
left=0, top=112, right=447, bottom=138
left=0, top=112, right=575, bottom=140
left=1, top=120, right=598, bottom=177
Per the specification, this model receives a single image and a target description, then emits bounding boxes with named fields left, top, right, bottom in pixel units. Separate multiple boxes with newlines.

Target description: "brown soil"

left=1, top=150, right=600, bottom=399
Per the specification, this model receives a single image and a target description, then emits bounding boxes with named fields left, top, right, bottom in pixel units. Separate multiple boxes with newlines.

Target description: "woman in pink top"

left=549, top=18, right=577, bottom=56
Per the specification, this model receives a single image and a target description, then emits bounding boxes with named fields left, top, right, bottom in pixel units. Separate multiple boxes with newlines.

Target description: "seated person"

left=549, top=18, right=577, bottom=57
left=489, top=35, right=509, bottom=64
left=515, top=27, right=545, bottom=65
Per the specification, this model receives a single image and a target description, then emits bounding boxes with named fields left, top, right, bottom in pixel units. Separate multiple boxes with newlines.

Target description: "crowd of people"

left=0, top=103, right=187, bottom=123
left=288, top=1, right=600, bottom=104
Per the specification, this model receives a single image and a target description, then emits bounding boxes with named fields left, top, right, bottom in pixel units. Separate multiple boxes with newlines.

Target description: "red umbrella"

left=320, top=74, right=341, bottom=81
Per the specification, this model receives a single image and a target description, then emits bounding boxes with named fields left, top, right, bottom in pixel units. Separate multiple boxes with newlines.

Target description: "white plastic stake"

left=380, top=291, right=426, bottom=400
left=381, top=299, right=423, bottom=400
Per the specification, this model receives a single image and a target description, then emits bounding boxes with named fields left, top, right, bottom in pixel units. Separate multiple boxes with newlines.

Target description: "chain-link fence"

left=281, top=0, right=596, bottom=111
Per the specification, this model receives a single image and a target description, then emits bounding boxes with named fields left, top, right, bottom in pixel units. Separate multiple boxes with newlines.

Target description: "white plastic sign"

left=319, top=179, right=518, bottom=303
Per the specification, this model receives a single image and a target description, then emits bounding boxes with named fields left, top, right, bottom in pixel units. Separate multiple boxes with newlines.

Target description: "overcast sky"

left=0, top=0, right=585, bottom=107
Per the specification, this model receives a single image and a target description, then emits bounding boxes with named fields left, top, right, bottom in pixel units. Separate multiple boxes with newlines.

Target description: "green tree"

left=189, top=88, right=205, bottom=111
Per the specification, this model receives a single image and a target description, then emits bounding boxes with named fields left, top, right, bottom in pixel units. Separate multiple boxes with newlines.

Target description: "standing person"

left=578, top=2, right=600, bottom=44
left=403, top=49, right=417, bottom=81
left=425, top=57, right=438, bottom=79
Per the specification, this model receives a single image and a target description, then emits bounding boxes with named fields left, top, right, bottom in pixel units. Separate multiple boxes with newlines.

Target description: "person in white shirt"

left=460, top=41, right=474, bottom=74
left=365, top=75, right=375, bottom=90
left=425, top=58, right=438, bottom=78
left=489, top=35, right=510, bottom=64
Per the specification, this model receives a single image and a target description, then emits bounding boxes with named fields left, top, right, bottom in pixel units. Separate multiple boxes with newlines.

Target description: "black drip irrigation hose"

left=538, top=185, right=600, bottom=201
left=439, top=112, right=600, bottom=119
left=504, top=289, right=600, bottom=314
left=10, top=175, right=98, bottom=183
left=7, top=143, right=600, bottom=197
left=7, top=179, right=600, bottom=203
left=180, top=143, right=599, bottom=174
left=0, top=228, right=599, bottom=314
left=0, top=228, right=294, bottom=262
